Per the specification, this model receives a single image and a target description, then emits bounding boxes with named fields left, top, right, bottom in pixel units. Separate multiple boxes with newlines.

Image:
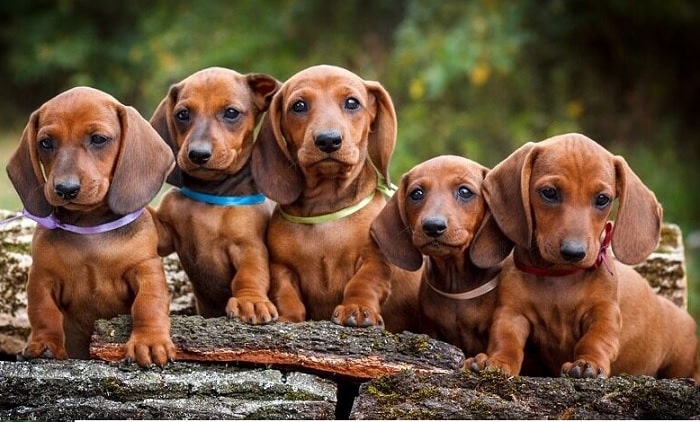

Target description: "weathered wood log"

left=0, top=359, right=337, bottom=420
left=0, top=207, right=690, bottom=356
left=90, top=314, right=464, bottom=381
left=351, top=369, right=700, bottom=419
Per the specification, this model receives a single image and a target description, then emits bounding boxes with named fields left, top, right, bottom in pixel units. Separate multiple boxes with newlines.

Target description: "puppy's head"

left=150, top=67, right=280, bottom=185
left=371, top=155, right=492, bottom=271
left=7, top=86, right=174, bottom=217
left=252, top=64, right=397, bottom=204
left=472, top=133, right=662, bottom=268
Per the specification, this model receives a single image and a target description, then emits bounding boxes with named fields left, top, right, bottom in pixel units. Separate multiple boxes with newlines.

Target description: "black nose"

left=54, top=181, right=80, bottom=200
left=188, top=147, right=211, bottom=164
left=314, top=131, right=342, bottom=153
left=422, top=218, right=447, bottom=238
left=560, top=241, right=586, bottom=262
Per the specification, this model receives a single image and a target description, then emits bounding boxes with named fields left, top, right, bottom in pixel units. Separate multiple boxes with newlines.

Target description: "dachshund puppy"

left=6, top=86, right=176, bottom=366
left=150, top=67, right=280, bottom=322
left=467, top=133, right=699, bottom=382
left=371, top=155, right=501, bottom=355
left=251, top=64, right=420, bottom=332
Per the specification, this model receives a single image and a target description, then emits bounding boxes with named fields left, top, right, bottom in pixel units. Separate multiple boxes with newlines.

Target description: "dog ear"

left=370, top=179, right=423, bottom=271
left=364, top=81, right=397, bottom=187
left=6, top=109, right=53, bottom=217
left=109, top=105, right=175, bottom=215
left=150, top=84, right=183, bottom=187
left=482, top=142, right=537, bottom=249
left=611, top=155, right=662, bottom=264
left=470, top=211, right=514, bottom=268
left=251, top=98, right=303, bottom=204
left=246, top=73, right=281, bottom=113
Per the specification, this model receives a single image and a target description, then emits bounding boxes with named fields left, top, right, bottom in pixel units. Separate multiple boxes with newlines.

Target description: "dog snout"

left=560, top=240, right=586, bottom=263
left=422, top=217, right=448, bottom=238
left=314, top=131, right=342, bottom=154
left=54, top=179, right=81, bottom=200
left=188, top=144, right=212, bottom=165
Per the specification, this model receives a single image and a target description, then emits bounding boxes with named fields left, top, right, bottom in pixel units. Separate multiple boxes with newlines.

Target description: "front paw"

left=226, top=296, right=279, bottom=325
left=20, top=339, right=67, bottom=361
left=464, top=353, right=515, bottom=376
left=331, top=304, right=384, bottom=329
left=561, top=359, right=607, bottom=379
left=124, top=333, right=177, bottom=367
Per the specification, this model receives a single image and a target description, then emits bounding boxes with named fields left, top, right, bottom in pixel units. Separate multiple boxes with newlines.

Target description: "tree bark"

left=90, top=314, right=465, bottom=381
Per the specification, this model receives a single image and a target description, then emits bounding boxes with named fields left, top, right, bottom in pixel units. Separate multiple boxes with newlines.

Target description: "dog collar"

left=278, top=171, right=396, bottom=225
left=514, top=221, right=614, bottom=277
left=19, top=208, right=144, bottom=235
left=280, top=190, right=376, bottom=224
left=425, top=276, right=499, bottom=300
left=179, top=187, right=266, bottom=206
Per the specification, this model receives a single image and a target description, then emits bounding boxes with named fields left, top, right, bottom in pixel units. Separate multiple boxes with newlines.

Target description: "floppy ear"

left=482, top=142, right=537, bottom=249
left=251, top=90, right=303, bottom=204
left=109, top=105, right=175, bottom=214
left=470, top=211, right=514, bottom=268
left=364, top=81, right=397, bottom=186
left=150, top=85, right=183, bottom=186
left=370, top=180, right=423, bottom=271
left=6, top=109, right=52, bottom=217
left=246, top=73, right=281, bottom=112
left=611, top=156, right=662, bottom=264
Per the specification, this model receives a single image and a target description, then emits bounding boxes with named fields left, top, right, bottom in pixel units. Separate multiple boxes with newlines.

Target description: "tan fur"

left=6, top=87, right=176, bottom=366
left=251, top=65, right=419, bottom=332
left=371, top=155, right=499, bottom=353
left=150, top=67, right=280, bottom=321
left=466, top=133, right=699, bottom=382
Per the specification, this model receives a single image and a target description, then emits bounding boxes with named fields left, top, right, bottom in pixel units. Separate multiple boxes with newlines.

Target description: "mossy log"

left=0, top=359, right=337, bottom=420
left=351, top=369, right=700, bottom=419
left=90, top=314, right=464, bottom=381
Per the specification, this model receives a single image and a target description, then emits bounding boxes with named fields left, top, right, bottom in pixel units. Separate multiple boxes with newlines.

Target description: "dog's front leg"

left=561, top=302, right=621, bottom=378
left=23, top=270, right=68, bottom=360
left=269, top=263, right=306, bottom=323
left=332, top=245, right=392, bottom=329
left=225, top=242, right=278, bottom=324
left=465, top=305, right=531, bottom=376
left=125, top=258, right=177, bottom=367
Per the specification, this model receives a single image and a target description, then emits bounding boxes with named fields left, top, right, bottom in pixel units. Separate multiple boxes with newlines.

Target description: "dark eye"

left=539, top=186, right=559, bottom=203
left=224, top=108, right=240, bottom=120
left=175, top=109, right=190, bottom=122
left=409, top=188, right=424, bottom=201
left=38, top=138, right=54, bottom=150
left=291, top=100, right=308, bottom=113
left=594, top=193, right=611, bottom=209
left=457, top=186, right=474, bottom=200
left=344, top=97, right=361, bottom=111
left=90, top=134, right=109, bottom=147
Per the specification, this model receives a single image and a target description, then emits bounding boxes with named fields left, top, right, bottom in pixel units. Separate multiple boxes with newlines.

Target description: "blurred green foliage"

left=1, top=0, right=699, bottom=324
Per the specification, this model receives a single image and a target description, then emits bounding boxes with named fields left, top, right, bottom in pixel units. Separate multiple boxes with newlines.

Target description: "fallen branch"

left=90, top=314, right=465, bottom=381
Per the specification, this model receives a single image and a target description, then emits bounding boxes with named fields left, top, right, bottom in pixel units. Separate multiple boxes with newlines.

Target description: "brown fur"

left=251, top=64, right=419, bottom=332
left=6, top=86, right=176, bottom=366
left=466, top=133, right=699, bottom=382
left=150, top=67, right=280, bottom=321
left=371, top=155, right=499, bottom=354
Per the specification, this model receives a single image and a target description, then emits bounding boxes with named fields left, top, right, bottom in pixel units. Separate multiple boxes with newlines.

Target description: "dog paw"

left=561, top=360, right=607, bottom=379
left=464, top=353, right=515, bottom=375
left=331, top=305, right=385, bottom=329
left=20, top=340, right=67, bottom=360
left=124, top=334, right=177, bottom=368
left=226, top=296, right=279, bottom=325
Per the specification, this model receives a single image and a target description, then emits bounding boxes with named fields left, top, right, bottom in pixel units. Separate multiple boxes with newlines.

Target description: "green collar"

left=279, top=174, right=396, bottom=225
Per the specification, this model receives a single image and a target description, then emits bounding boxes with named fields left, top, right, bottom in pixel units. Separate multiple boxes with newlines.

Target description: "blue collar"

left=179, top=187, right=266, bottom=206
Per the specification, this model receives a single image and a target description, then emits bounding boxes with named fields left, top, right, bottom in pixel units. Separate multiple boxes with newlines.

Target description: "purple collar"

left=19, top=208, right=145, bottom=235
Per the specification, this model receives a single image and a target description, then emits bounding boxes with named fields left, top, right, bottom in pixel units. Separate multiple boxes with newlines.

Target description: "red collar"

left=514, top=221, right=614, bottom=277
